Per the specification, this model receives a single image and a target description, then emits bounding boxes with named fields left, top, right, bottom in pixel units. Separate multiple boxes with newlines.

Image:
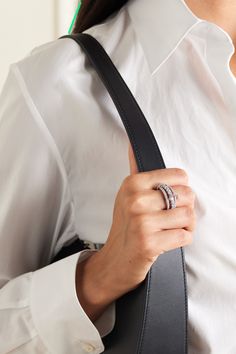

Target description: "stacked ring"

left=154, top=183, right=178, bottom=210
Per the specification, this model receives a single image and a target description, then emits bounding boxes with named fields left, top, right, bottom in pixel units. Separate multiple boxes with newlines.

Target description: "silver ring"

left=154, top=183, right=178, bottom=210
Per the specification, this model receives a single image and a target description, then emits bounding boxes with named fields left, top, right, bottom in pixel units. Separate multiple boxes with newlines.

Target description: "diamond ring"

left=154, top=183, right=178, bottom=210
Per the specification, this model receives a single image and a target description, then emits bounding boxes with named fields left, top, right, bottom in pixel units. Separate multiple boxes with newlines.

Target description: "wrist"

left=75, top=250, right=115, bottom=322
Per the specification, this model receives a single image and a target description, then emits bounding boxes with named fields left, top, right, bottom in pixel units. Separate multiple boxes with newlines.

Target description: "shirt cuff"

left=30, top=250, right=115, bottom=354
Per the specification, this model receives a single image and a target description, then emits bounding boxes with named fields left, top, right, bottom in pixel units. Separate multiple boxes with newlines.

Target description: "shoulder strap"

left=59, top=33, right=188, bottom=354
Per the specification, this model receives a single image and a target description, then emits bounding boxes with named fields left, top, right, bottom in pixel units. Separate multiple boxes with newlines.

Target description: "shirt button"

left=82, top=343, right=96, bottom=352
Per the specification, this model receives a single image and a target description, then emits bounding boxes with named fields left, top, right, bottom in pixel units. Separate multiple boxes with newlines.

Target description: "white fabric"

left=0, top=0, right=236, bottom=352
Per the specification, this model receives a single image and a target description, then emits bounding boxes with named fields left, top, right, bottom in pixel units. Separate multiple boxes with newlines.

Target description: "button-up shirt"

left=0, top=0, right=236, bottom=353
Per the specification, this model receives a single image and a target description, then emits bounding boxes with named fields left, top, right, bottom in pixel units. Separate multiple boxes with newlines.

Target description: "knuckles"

left=123, top=174, right=143, bottom=190
left=181, top=206, right=197, bottom=231
left=182, top=206, right=195, bottom=220
left=172, top=168, right=189, bottom=184
left=182, top=185, right=196, bottom=203
left=129, top=213, right=152, bottom=236
left=123, top=168, right=190, bottom=194
left=126, top=193, right=146, bottom=215
left=134, top=214, right=151, bottom=236
left=122, top=171, right=197, bottom=235
left=122, top=175, right=133, bottom=191
left=177, top=229, right=193, bottom=247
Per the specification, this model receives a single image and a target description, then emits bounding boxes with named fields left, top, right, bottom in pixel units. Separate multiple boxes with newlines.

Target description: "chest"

left=65, top=39, right=236, bottom=247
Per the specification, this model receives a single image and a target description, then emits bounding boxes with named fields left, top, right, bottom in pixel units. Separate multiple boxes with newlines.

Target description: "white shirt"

left=0, top=0, right=236, bottom=353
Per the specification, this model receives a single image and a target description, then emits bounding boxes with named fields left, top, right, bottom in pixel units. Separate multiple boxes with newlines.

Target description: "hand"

left=76, top=143, right=196, bottom=321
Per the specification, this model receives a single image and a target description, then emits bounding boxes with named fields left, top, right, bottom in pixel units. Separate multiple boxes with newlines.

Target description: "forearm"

left=75, top=250, right=116, bottom=322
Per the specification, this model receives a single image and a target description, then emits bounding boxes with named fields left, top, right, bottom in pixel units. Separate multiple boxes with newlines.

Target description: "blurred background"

left=0, top=0, right=77, bottom=91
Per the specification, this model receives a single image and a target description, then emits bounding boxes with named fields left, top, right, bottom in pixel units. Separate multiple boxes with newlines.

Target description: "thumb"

left=128, top=142, right=138, bottom=175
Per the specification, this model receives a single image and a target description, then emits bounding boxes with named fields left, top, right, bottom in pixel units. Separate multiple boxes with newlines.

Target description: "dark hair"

left=72, top=0, right=129, bottom=33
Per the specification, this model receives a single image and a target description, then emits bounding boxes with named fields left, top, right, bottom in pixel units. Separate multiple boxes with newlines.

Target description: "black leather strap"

left=51, top=237, right=89, bottom=263
left=59, top=32, right=188, bottom=354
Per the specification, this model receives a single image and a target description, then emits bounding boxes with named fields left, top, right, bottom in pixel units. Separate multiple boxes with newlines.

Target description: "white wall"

left=0, top=0, right=77, bottom=91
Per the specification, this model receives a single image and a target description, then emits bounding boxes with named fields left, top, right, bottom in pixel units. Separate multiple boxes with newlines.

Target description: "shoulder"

left=5, top=4, right=136, bottom=160
left=14, top=35, right=85, bottom=96
left=14, top=5, right=131, bottom=91
left=8, top=4, right=138, bottom=132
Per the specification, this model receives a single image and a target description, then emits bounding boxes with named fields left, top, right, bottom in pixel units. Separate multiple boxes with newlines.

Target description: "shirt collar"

left=127, top=0, right=234, bottom=75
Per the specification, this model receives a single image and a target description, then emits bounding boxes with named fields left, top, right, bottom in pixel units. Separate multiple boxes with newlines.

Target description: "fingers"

left=125, top=167, right=189, bottom=194
left=127, top=143, right=196, bottom=260
left=127, top=185, right=195, bottom=213
left=154, top=207, right=196, bottom=232
left=130, top=206, right=196, bottom=235
left=151, top=229, right=193, bottom=256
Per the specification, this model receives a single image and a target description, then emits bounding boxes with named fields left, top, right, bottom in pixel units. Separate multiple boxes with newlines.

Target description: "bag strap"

left=59, top=33, right=188, bottom=354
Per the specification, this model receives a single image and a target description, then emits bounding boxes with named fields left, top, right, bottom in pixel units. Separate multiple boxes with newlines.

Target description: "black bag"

left=52, top=33, right=188, bottom=354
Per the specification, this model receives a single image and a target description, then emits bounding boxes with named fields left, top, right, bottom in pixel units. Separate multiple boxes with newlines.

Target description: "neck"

left=185, top=0, right=236, bottom=75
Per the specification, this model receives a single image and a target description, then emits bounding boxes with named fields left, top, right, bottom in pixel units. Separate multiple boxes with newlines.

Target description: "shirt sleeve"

left=0, top=64, right=115, bottom=354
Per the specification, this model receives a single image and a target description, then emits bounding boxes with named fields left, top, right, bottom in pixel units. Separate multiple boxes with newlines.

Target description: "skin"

left=76, top=0, right=236, bottom=323
left=76, top=145, right=196, bottom=322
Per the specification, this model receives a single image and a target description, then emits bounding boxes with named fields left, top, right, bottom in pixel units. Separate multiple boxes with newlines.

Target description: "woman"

left=0, top=0, right=235, bottom=353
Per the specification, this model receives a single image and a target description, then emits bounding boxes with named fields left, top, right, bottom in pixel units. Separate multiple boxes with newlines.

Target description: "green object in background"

left=68, top=1, right=81, bottom=34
